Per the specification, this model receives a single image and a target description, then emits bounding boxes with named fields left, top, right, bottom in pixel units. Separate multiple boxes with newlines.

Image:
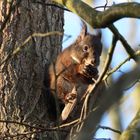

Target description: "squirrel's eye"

left=83, top=45, right=89, bottom=52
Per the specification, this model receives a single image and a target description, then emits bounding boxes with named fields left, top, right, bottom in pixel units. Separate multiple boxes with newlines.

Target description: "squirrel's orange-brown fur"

left=46, top=24, right=102, bottom=121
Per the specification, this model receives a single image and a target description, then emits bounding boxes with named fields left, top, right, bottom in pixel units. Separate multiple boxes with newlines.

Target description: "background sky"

left=63, top=0, right=140, bottom=139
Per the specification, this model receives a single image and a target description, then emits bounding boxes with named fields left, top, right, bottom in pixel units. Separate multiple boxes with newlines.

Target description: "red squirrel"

left=46, top=24, right=102, bottom=121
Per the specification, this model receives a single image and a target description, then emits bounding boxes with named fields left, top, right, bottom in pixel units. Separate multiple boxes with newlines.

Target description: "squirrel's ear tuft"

left=96, top=29, right=102, bottom=39
left=77, top=22, right=87, bottom=41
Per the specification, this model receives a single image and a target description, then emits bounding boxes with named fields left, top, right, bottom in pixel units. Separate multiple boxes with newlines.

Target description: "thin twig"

left=94, top=5, right=111, bottom=10
left=63, top=34, right=72, bottom=43
left=0, top=119, right=58, bottom=131
left=123, top=79, right=140, bottom=91
left=108, top=24, right=138, bottom=62
left=0, top=31, right=63, bottom=66
left=53, top=119, right=79, bottom=129
left=97, top=125, right=122, bottom=134
left=33, top=1, right=70, bottom=11
left=104, top=50, right=140, bottom=80
left=0, top=118, right=80, bottom=132
left=104, top=0, right=108, bottom=10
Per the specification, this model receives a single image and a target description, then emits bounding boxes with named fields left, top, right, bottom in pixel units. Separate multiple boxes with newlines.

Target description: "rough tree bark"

left=0, top=0, right=64, bottom=139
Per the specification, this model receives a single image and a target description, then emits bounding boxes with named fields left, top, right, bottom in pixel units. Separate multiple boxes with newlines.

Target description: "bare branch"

left=108, top=25, right=138, bottom=61
left=53, top=0, right=140, bottom=28
left=0, top=119, right=67, bottom=132
left=104, top=50, right=140, bottom=80
left=97, top=125, right=122, bottom=134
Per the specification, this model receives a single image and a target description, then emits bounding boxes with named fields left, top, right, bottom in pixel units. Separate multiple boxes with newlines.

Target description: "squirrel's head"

left=71, top=23, right=102, bottom=77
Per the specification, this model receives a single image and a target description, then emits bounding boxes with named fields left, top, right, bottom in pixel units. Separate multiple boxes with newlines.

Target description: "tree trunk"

left=0, top=0, right=64, bottom=139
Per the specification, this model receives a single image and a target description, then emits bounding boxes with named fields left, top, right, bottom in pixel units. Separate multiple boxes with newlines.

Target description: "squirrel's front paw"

left=65, top=92, right=77, bottom=103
